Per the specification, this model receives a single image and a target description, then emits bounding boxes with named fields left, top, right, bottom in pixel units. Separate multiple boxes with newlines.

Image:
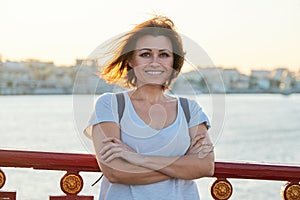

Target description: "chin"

left=138, top=83, right=165, bottom=88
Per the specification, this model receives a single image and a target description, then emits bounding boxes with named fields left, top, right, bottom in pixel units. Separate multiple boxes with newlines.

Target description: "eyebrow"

left=137, top=48, right=172, bottom=52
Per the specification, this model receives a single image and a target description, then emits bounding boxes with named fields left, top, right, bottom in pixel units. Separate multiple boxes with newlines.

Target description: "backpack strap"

left=115, top=92, right=125, bottom=123
left=115, top=93, right=190, bottom=124
left=179, top=97, right=190, bottom=124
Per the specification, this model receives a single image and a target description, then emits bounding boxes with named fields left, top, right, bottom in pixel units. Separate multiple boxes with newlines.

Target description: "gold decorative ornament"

left=210, top=178, right=233, bottom=200
left=0, top=169, right=6, bottom=189
left=281, top=182, right=300, bottom=200
left=60, top=173, right=83, bottom=195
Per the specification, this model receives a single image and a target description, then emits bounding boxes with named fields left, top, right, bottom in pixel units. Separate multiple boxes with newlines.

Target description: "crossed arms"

left=92, top=122, right=214, bottom=185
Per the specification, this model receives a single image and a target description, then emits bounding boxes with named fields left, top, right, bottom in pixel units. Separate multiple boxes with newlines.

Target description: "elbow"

left=104, top=169, right=130, bottom=184
left=205, top=153, right=215, bottom=177
left=98, top=161, right=126, bottom=183
left=103, top=170, right=118, bottom=183
left=185, top=160, right=215, bottom=180
left=204, top=152, right=215, bottom=177
left=196, top=152, right=215, bottom=178
left=194, top=160, right=214, bottom=179
left=205, top=160, right=215, bottom=177
left=97, top=163, right=119, bottom=183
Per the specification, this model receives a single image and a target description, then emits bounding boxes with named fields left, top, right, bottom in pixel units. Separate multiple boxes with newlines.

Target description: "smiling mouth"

left=145, top=70, right=164, bottom=75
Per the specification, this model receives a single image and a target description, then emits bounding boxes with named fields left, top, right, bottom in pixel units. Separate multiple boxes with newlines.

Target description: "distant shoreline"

left=1, top=91, right=299, bottom=96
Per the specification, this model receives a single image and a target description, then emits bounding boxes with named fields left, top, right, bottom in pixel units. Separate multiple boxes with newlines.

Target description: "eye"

left=159, top=52, right=171, bottom=58
left=139, top=52, right=151, bottom=57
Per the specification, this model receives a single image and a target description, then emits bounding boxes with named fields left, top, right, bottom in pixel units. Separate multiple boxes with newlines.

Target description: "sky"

left=1, top=0, right=300, bottom=74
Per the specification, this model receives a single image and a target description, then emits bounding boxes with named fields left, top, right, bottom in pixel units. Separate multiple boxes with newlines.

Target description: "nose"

left=149, top=55, right=160, bottom=67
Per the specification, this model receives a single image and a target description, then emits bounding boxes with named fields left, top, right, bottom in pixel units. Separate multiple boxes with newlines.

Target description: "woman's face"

left=129, top=34, right=174, bottom=87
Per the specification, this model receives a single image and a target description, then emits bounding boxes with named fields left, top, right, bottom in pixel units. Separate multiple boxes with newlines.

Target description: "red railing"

left=0, top=149, right=299, bottom=199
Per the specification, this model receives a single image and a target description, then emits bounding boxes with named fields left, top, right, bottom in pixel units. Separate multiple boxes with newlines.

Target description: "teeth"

left=145, top=71, right=163, bottom=75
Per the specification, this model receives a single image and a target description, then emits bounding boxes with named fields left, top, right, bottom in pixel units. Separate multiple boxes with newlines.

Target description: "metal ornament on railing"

left=210, top=178, right=233, bottom=200
left=0, top=169, right=5, bottom=189
left=281, top=182, right=300, bottom=200
left=60, top=173, right=83, bottom=195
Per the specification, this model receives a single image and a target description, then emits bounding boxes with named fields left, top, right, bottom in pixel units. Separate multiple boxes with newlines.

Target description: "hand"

left=186, top=134, right=214, bottom=158
left=99, top=137, right=143, bottom=165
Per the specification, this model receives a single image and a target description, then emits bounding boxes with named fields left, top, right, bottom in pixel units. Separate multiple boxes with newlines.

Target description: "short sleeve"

left=83, top=93, right=119, bottom=139
left=188, top=99, right=211, bottom=129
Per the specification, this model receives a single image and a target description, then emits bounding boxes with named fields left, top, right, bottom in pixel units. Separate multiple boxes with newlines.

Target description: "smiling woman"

left=84, top=16, right=214, bottom=200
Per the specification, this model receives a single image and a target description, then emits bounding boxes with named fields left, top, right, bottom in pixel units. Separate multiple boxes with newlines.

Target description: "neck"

left=131, top=85, right=166, bottom=104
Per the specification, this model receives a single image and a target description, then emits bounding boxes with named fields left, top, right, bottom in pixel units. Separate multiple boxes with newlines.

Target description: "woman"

left=85, top=16, right=214, bottom=200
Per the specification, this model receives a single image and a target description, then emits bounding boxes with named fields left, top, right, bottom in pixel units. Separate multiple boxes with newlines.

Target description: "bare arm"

left=143, top=124, right=215, bottom=180
left=101, top=123, right=215, bottom=180
left=92, top=122, right=171, bottom=185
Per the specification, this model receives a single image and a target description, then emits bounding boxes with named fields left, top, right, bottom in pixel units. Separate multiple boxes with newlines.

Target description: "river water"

left=0, top=94, right=299, bottom=200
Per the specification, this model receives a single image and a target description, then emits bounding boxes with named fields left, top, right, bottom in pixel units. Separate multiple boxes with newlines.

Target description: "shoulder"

left=95, top=92, right=116, bottom=102
left=184, top=98, right=211, bottom=129
left=186, top=98, right=203, bottom=111
left=95, top=92, right=115, bottom=101
left=180, top=97, right=205, bottom=116
left=94, top=92, right=117, bottom=109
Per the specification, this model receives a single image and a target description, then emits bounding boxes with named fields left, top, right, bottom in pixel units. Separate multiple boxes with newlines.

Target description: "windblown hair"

left=100, top=16, right=185, bottom=90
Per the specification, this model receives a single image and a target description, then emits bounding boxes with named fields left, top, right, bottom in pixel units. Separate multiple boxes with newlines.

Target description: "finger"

left=190, top=139, right=206, bottom=151
left=190, top=134, right=206, bottom=146
left=194, top=133, right=206, bottom=140
left=104, top=152, right=121, bottom=163
left=102, top=137, right=122, bottom=144
left=201, top=143, right=214, bottom=148
left=199, top=143, right=214, bottom=150
left=198, top=147, right=214, bottom=158
left=102, top=137, right=116, bottom=143
left=101, top=147, right=122, bottom=161
left=190, top=135, right=201, bottom=147
left=189, top=142, right=214, bottom=155
left=99, top=142, right=118, bottom=155
left=188, top=143, right=202, bottom=154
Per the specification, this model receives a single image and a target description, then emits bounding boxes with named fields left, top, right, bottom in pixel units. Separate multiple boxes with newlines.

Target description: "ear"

left=128, top=60, right=133, bottom=68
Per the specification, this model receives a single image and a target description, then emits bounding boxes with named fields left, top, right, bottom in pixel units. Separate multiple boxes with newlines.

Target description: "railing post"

left=210, top=178, right=233, bottom=200
left=49, top=170, right=93, bottom=200
left=0, top=168, right=16, bottom=200
left=0, top=169, right=5, bottom=189
left=281, top=181, right=300, bottom=200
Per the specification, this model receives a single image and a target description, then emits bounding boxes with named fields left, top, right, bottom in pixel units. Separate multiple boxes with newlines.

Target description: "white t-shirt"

left=85, top=92, right=210, bottom=200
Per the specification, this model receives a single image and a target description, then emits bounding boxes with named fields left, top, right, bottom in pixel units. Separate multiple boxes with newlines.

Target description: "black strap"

left=116, top=93, right=190, bottom=124
left=91, top=174, right=103, bottom=187
left=179, top=97, right=190, bottom=124
left=116, top=93, right=125, bottom=123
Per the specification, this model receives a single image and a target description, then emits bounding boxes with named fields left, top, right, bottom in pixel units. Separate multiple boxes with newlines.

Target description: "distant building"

left=0, top=60, right=75, bottom=94
left=270, top=68, right=293, bottom=92
left=0, top=58, right=298, bottom=94
left=72, top=59, right=117, bottom=94
left=222, top=68, right=249, bottom=91
left=250, top=70, right=271, bottom=91
left=198, top=67, right=225, bottom=93
left=0, top=61, right=33, bottom=94
left=172, top=70, right=204, bottom=94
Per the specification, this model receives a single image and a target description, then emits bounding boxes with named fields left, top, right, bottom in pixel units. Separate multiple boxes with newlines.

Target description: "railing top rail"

left=0, top=149, right=299, bottom=181
left=0, top=149, right=99, bottom=172
left=214, top=161, right=300, bottom=181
